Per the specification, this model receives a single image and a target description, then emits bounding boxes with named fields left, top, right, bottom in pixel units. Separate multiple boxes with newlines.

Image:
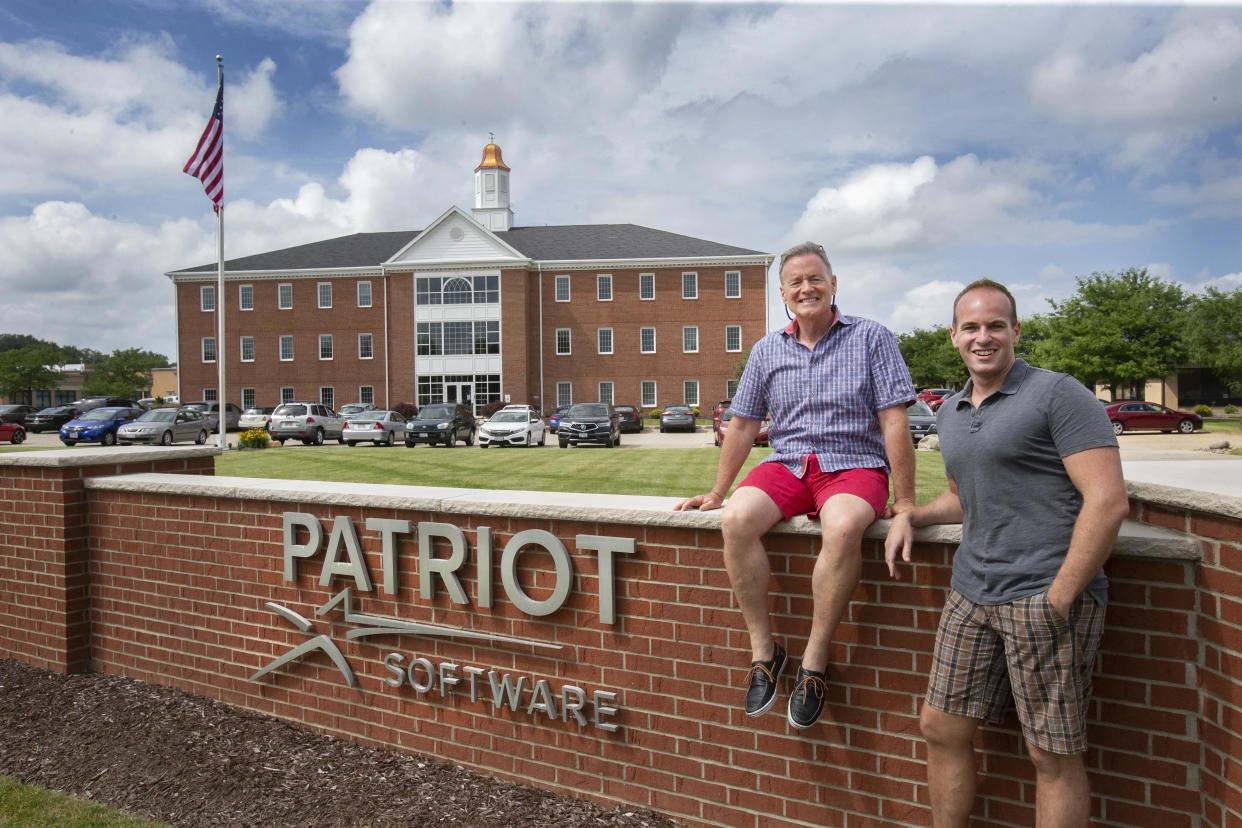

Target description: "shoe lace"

left=795, top=673, right=827, bottom=702
left=746, top=660, right=779, bottom=684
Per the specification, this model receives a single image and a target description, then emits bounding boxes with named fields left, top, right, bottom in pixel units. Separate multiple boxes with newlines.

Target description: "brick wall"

left=1, top=454, right=1238, bottom=827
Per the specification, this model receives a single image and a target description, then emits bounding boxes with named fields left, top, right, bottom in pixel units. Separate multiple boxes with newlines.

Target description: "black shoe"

left=787, top=666, right=827, bottom=729
left=744, top=642, right=787, bottom=717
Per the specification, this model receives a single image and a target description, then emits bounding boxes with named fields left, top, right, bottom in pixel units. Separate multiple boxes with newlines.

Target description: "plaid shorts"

left=924, top=588, right=1105, bottom=755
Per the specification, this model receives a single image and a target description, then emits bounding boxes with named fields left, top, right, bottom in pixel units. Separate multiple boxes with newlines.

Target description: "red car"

left=0, top=421, right=27, bottom=444
left=917, top=388, right=954, bottom=410
left=714, top=408, right=770, bottom=447
left=1105, top=401, right=1202, bottom=435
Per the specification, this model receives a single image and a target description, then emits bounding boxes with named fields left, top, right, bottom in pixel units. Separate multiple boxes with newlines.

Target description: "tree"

left=84, top=348, right=165, bottom=398
left=1183, top=287, right=1242, bottom=393
left=1030, top=268, right=1189, bottom=394
left=0, top=346, right=63, bottom=400
left=897, top=326, right=967, bottom=389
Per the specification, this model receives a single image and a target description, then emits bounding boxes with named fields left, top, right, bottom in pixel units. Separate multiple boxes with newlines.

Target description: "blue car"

left=548, top=406, right=570, bottom=434
left=59, top=406, right=144, bottom=447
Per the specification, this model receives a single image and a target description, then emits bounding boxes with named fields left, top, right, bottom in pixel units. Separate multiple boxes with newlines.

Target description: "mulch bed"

left=0, top=659, right=682, bottom=827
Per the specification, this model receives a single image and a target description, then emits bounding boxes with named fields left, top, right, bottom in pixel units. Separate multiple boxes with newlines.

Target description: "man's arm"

left=883, top=480, right=963, bottom=579
left=1046, top=446, right=1129, bottom=618
left=673, top=415, right=760, bottom=512
left=877, top=404, right=916, bottom=516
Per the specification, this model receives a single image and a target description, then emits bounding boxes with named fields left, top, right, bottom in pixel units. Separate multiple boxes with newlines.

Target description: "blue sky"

left=1, top=0, right=1240, bottom=361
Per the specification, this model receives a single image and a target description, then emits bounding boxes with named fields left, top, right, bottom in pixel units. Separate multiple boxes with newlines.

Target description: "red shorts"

left=737, top=456, right=889, bottom=521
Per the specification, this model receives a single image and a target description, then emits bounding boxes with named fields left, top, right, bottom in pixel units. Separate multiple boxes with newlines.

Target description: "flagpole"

left=214, top=55, right=226, bottom=450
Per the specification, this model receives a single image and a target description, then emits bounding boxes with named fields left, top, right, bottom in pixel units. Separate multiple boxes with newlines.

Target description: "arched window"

left=443, top=277, right=472, bottom=304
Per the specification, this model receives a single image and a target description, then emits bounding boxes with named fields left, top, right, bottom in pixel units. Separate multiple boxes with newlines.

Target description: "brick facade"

left=1, top=449, right=1238, bottom=827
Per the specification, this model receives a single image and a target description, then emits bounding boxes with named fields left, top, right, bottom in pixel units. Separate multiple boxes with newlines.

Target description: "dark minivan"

left=404, top=403, right=476, bottom=447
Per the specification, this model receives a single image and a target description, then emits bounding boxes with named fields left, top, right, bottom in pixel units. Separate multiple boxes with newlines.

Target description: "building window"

left=241, top=388, right=256, bottom=409
left=683, top=326, right=699, bottom=353
left=640, top=327, right=656, bottom=354
left=357, top=281, right=372, bottom=308
left=682, top=272, right=698, bottom=299
left=318, top=282, right=332, bottom=309
left=319, top=335, right=333, bottom=360
left=200, top=285, right=215, bottom=312
left=599, top=381, right=613, bottom=405
left=597, top=274, right=612, bottom=301
left=725, top=271, right=741, bottom=299
left=557, top=382, right=572, bottom=407
left=359, top=386, right=374, bottom=404
left=727, top=379, right=739, bottom=397
left=280, top=386, right=295, bottom=403
left=358, top=333, right=373, bottom=359
left=203, top=388, right=217, bottom=402
left=598, top=328, right=613, bottom=355
left=684, top=380, right=699, bottom=407
left=556, top=329, right=571, bottom=355
left=726, top=325, right=742, bottom=352
left=279, top=335, right=294, bottom=361
left=201, top=337, right=216, bottom=362
left=641, top=381, right=657, bottom=407
left=415, top=276, right=498, bottom=305
left=639, top=272, right=655, bottom=300
left=555, top=275, right=570, bottom=302
left=239, top=284, right=253, bottom=311
left=320, top=387, right=334, bottom=409
left=278, top=283, right=293, bottom=309
left=240, top=336, right=254, bottom=362
left=443, top=277, right=473, bottom=304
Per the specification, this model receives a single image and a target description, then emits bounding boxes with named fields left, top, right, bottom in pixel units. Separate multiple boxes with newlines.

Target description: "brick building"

left=167, top=143, right=772, bottom=415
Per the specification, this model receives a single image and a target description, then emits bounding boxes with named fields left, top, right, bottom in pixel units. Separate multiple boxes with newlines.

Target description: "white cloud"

left=231, top=57, right=282, bottom=140
left=890, top=280, right=966, bottom=332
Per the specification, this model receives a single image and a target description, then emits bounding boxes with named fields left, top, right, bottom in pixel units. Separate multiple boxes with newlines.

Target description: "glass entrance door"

left=447, top=382, right=474, bottom=414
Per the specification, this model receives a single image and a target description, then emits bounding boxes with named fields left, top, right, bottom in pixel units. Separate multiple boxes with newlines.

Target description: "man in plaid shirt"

left=677, top=241, right=916, bottom=729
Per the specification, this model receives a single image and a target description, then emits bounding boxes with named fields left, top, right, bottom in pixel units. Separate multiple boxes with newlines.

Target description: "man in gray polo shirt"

left=884, top=278, right=1128, bottom=827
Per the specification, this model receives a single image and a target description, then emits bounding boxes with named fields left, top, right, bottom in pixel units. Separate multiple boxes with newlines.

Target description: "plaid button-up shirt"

left=730, top=310, right=915, bottom=476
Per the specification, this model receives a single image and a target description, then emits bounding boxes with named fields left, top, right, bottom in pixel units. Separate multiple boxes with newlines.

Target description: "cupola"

left=473, top=137, right=514, bottom=232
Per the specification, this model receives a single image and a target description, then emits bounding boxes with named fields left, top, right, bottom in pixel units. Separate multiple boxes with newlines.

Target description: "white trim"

left=555, top=328, right=572, bottom=356
left=278, top=335, right=294, bottom=362
left=597, top=327, right=614, bottom=355
left=640, top=327, right=656, bottom=354
left=317, top=281, right=333, bottom=309
left=319, top=334, right=334, bottom=360
left=239, top=335, right=255, bottom=362
left=682, top=326, right=699, bottom=354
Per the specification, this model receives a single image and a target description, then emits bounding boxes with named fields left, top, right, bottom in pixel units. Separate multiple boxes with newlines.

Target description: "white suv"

left=269, top=402, right=346, bottom=446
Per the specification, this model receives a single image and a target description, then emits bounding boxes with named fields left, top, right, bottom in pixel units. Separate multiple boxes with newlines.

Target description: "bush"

left=1194, top=405, right=1213, bottom=418
left=1225, top=404, right=1239, bottom=416
left=392, top=402, right=418, bottom=419
left=238, top=428, right=270, bottom=449
left=648, top=408, right=662, bottom=420
left=478, top=401, right=507, bottom=419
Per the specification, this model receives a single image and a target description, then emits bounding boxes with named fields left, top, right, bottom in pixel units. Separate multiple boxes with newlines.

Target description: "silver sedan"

left=342, top=410, right=408, bottom=447
left=117, top=408, right=210, bottom=446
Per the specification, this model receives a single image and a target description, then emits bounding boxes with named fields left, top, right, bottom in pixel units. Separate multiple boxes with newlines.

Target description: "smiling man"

left=884, top=279, right=1129, bottom=826
left=676, top=241, right=915, bottom=730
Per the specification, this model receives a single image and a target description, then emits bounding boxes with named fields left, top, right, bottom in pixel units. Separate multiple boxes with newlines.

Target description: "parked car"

left=343, top=410, right=408, bottom=447
left=1106, top=401, right=1203, bottom=435
left=238, top=406, right=275, bottom=431
left=0, top=421, right=27, bottom=444
left=713, top=408, right=771, bottom=447
left=0, top=404, right=38, bottom=424
left=117, top=407, right=210, bottom=446
left=77, top=396, right=141, bottom=413
left=405, top=403, right=476, bottom=447
left=917, top=388, right=954, bottom=411
left=548, top=405, right=570, bottom=433
left=25, top=404, right=78, bottom=433
left=659, top=404, right=696, bottom=433
left=614, top=404, right=643, bottom=433
left=479, top=408, right=546, bottom=447
left=339, top=402, right=380, bottom=419
left=268, top=402, right=346, bottom=445
left=713, top=399, right=732, bottom=423
left=183, top=400, right=242, bottom=432
left=59, top=406, right=144, bottom=446
left=906, top=400, right=937, bottom=444
left=558, top=402, right=621, bottom=448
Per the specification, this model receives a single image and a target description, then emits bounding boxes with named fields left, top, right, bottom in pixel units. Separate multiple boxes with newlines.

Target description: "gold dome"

left=474, top=142, right=510, bottom=172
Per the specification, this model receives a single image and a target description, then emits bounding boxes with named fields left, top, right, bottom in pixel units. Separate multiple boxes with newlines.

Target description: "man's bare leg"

left=921, top=705, right=981, bottom=828
left=719, top=486, right=785, bottom=660
left=800, top=493, right=875, bottom=672
left=1028, top=744, right=1091, bottom=827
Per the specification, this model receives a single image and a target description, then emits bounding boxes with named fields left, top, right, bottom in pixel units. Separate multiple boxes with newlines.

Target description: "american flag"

left=183, top=79, right=223, bottom=212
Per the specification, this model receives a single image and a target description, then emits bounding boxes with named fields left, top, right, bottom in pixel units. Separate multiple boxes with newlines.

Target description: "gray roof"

left=172, top=224, right=765, bottom=274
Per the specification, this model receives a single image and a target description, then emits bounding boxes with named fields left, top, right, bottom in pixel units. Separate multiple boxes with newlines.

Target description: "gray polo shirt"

left=938, top=359, right=1117, bottom=606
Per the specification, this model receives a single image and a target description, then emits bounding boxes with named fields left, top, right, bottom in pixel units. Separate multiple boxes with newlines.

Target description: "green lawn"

left=0, top=777, right=167, bottom=828
left=1203, top=417, right=1241, bottom=435
left=217, top=443, right=951, bottom=504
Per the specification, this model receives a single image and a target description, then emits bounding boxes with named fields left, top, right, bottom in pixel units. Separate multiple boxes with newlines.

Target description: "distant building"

left=1095, top=365, right=1240, bottom=409
left=166, top=142, right=772, bottom=414
left=4, top=364, right=86, bottom=408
